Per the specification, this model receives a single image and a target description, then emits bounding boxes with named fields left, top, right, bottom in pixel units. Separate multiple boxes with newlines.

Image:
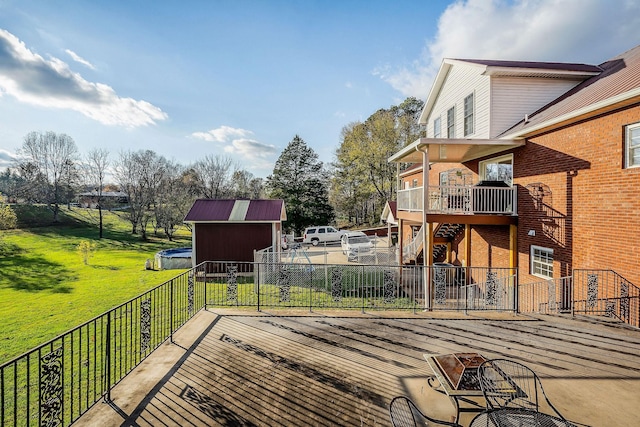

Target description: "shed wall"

left=194, top=223, right=273, bottom=263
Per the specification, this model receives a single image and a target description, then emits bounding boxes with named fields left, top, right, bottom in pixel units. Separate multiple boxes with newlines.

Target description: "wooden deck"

left=75, top=309, right=640, bottom=426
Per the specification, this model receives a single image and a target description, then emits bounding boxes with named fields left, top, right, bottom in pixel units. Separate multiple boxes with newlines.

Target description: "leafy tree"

left=0, top=168, right=25, bottom=203
left=0, top=204, right=17, bottom=230
left=266, top=135, right=334, bottom=236
left=331, top=97, right=424, bottom=225
left=16, top=131, right=79, bottom=222
left=230, top=169, right=263, bottom=199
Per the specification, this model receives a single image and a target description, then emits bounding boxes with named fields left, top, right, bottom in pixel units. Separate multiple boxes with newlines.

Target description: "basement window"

left=531, top=245, right=553, bottom=279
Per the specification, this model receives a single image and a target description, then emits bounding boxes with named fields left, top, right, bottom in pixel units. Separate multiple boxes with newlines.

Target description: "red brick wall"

left=513, top=105, right=640, bottom=285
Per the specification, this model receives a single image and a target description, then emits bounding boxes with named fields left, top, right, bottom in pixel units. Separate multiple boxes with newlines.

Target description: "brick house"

left=389, top=45, right=640, bottom=288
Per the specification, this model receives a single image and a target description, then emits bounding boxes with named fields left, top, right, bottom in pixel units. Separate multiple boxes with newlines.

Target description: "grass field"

left=0, top=205, right=191, bottom=362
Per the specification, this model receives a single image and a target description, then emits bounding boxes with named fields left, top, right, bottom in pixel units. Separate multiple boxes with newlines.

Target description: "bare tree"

left=114, top=150, right=168, bottom=239
left=17, top=131, right=78, bottom=222
left=85, top=148, right=110, bottom=238
left=192, top=154, right=234, bottom=198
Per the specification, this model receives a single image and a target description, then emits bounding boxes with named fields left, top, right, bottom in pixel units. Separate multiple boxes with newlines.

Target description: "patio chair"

left=389, top=396, right=462, bottom=427
left=477, top=359, right=568, bottom=421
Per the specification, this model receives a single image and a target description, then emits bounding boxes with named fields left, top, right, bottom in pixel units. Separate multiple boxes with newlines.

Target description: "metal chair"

left=477, top=359, right=568, bottom=421
left=389, top=396, right=462, bottom=427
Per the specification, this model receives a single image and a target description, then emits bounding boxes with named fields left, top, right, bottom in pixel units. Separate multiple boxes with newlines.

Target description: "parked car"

left=303, top=226, right=346, bottom=246
left=340, top=231, right=374, bottom=261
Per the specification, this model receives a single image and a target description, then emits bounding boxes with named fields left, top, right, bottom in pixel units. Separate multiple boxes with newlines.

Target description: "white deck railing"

left=397, top=185, right=517, bottom=215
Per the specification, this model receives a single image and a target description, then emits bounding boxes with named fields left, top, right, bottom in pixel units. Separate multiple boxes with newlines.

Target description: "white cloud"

left=378, top=0, right=640, bottom=98
left=65, top=49, right=95, bottom=70
left=191, top=125, right=277, bottom=170
left=0, top=29, right=168, bottom=127
left=0, top=148, right=17, bottom=169
left=190, top=125, right=254, bottom=143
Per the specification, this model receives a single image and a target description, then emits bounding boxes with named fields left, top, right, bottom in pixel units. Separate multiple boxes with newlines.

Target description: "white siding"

left=425, top=65, right=491, bottom=139
left=490, top=77, right=583, bottom=137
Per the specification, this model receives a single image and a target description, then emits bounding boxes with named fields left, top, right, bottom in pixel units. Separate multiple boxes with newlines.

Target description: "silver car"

left=340, top=231, right=373, bottom=261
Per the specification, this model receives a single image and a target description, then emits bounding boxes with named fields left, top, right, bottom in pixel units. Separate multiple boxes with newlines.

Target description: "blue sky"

left=1, top=0, right=640, bottom=178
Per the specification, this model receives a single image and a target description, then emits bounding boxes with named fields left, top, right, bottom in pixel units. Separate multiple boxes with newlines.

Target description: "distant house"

left=183, top=199, right=287, bottom=266
left=77, top=191, right=128, bottom=209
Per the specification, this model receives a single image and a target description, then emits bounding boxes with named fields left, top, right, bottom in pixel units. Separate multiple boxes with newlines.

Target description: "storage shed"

left=183, top=199, right=287, bottom=266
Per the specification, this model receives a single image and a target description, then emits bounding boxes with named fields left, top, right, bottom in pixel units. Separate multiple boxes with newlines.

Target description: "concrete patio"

left=74, top=308, right=640, bottom=426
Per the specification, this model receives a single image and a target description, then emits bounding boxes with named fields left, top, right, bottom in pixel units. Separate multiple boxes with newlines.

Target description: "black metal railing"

left=0, top=263, right=207, bottom=427
left=518, top=270, right=640, bottom=328
left=203, top=261, right=517, bottom=313
left=8, top=262, right=629, bottom=426
left=572, top=269, right=640, bottom=328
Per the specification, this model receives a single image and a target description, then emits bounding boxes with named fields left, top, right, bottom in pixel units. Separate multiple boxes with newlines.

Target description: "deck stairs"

left=433, top=223, right=464, bottom=261
left=403, top=223, right=464, bottom=264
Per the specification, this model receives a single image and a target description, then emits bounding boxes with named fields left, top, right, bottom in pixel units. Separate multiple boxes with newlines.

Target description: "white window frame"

left=447, top=106, right=456, bottom=138
left=433, top=117, right=441, bottom=138
left=531, top=245, right=553, bottom=279
left=479, top=154, right=513, bottom=186
left=625, top=122, right=640, bottom=168
left=464, top=92, right=475, bottom=136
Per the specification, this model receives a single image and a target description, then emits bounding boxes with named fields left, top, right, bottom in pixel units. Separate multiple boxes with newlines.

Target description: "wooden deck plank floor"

left=74, top=309, right=640, bottom=426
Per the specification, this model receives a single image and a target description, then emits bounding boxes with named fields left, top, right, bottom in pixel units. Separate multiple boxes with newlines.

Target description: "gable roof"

left=501, top=44, right=640, bottom=138
left=381, top=201, right=397, bottom=223
left=419, top=58, right=602, bottom=124
left=183, top=199, right=286, bottom=223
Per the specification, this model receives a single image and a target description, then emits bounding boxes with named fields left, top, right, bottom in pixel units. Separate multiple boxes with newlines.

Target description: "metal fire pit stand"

left=424, top=353, right=487, bottom=423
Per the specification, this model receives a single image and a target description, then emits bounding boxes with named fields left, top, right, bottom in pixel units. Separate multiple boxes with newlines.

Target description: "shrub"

left=77, top=240, right=97, bottom=265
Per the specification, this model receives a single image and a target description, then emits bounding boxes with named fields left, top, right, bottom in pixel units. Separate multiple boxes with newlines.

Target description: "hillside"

left=0, top=205, right=191, bottom=362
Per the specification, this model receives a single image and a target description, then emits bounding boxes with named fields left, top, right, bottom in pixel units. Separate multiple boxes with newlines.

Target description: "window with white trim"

left=626, top=122, right=640, bottom=168
left=447, top=107, right=455, bottom=138
left=531, top=246, right=553, bottom=279
left=434, top=117, right=441, bottom=138
left=464, top=93, right=474, bottom=136
left=479, top=154, right=513, bottom=185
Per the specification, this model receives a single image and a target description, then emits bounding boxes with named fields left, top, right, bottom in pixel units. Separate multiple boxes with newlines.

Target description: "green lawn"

left=0, top=206, right=191, bottom=362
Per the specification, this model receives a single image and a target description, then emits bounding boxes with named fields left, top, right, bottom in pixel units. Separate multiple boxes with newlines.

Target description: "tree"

left=0, top=203, right=17, bottom=230
left=114, top=149, right=167, bottom=239
left=154, top=160, right=190, bottom=241
left=266, top=135, right=334, bottom=236
left=0, top=168, right=25, bottom=203
left=230, top=169, right=264, bottom=199
left=84, top=148, right=110, bottom=238
left=16, top=131, right=79, bottom=222
left=192, top=155, right=234, bottom=199
left=331, top=97, right=424, bottom=226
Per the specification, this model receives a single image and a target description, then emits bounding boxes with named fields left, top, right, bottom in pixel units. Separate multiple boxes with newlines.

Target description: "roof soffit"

left=388, top=138, right=525, bottom=164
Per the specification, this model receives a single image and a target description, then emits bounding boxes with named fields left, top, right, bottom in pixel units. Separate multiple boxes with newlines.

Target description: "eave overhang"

left=388, top=138, right=525, bottom=164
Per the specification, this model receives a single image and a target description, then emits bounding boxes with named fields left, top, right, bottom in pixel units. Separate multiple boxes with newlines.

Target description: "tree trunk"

left=98, top=205, right=103, bottom=238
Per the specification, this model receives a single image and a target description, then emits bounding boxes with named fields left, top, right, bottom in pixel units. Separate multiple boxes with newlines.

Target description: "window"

left=479, top=154, right=513, bottom=185
left=447, top=107, right=456, bottom=138
left=626, top=123, right=640, bottom=168
left=412, top=179, right=418, bottom=188
left=434, top=117, right=441, bottom=138
left=464, top=93, right=474, bottom=136
left=531, top=246, right=553, bottom=278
